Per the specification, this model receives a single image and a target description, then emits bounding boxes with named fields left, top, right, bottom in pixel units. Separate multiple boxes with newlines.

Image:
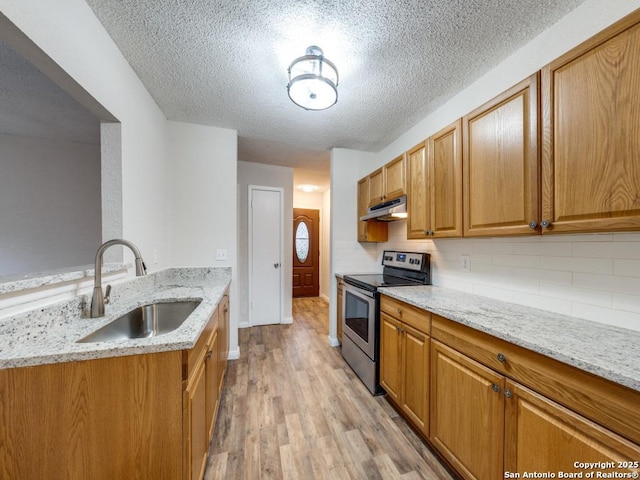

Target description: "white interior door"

left=249, top=186, right=282, bottom=325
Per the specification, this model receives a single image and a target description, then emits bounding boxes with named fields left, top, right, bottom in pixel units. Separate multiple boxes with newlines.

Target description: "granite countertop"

left=378, top=285, right=640, bottom=392
left=0, top=267, right=231, bottom=369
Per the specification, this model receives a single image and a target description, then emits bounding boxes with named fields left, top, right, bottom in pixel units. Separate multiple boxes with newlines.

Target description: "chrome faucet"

left=90, top=239, right=147, bottom=318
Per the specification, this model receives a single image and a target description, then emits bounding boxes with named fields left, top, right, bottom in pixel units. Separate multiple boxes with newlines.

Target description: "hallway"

left=205, top=297, right=455, bottom=479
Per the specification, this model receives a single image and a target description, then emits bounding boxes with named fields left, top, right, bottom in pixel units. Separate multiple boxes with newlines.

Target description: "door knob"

left=274, top=263, right=280, bottom=269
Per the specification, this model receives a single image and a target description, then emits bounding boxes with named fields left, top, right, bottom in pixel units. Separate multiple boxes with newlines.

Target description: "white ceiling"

left=84, top=0, right=589, bottom=173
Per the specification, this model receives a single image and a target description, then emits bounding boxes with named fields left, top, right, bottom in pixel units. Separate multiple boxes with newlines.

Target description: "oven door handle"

left=343, top=282, right=375, bottom=299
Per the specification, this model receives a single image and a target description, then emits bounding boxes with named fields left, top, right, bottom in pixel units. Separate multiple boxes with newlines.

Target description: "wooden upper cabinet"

left=406, top=142, right=430, bottom=238
left=368, top=167, right=384, bottom=206
left=384, top=154, right=406, bottom=201
left=358, top=175, right=388, bottom=242
left=430, top=119, right=463, bottom=238
left=541, top=11, right=640, bottom=234
left=463, top=74, right=540, bottom=237
left=367, top=155, right=406, bottom=207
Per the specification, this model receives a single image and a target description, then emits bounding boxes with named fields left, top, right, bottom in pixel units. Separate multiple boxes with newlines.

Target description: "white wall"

left=293, top=189, right=330, bottom=300
left=167, top=120, right=239, bottom=355
left=328, top=148, right=380, bottom=344
left=237, top=161, right=293, bottom=326
left=0, top=134, right=101, bottom=276
left=321, top=189, right=331, bottom=301
left=0, top=0, right=171, bottom=273
left=331, top=0, right=640, bottom=333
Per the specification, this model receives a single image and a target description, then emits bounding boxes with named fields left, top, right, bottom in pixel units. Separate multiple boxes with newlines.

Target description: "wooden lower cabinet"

left=430, top=337, right=640, bottom=480
left=505, top=381, right=640, bottom=478
left=430, top=340, right=505, bottom=480
left=185, top=360, right=208, bottom=480
left=336, top=277, right=344, bottom=343
left=379, top=298, right=430, bottom=436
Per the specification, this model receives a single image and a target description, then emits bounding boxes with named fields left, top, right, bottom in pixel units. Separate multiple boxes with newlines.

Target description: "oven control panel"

left=382, top=251, right=427, bottom=271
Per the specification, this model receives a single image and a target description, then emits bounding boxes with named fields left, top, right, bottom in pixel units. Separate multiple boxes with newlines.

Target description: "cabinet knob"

left=397, top=308, right=402, bottom=315
left=528, top=221, right=538, bottom=229
left=491, top=383, right=500, bottom=393
left=504, top=388, right=513, bottom=399
left=497, top=353, right=506, bottom=363
left=429, top=230, right=434, bottom=236
left=541, top=219, right=551, bottom=228
left=423, top=229, right=429, bottom=236
left=206, top=350, right=213, bottom=359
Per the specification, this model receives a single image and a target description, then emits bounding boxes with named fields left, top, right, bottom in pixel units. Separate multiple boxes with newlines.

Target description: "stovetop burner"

left=342, top=273, right=426, bottom=291
left=343, top=250, right=431, bottom=292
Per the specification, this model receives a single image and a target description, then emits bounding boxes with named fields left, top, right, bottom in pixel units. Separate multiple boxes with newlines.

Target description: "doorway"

left=293, top=208, right=320, bottom=297
left=249, top=186, right=283, bottom=325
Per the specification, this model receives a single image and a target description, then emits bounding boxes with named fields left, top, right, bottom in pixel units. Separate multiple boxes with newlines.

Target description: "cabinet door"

left=463, top=74, right=539, bottom=237
left=357, top=176, right=369, bottom=241
left=541, top=13, right=640, bottom=233
left=430, top=340, right=505, bottom=480
left=401, top=323, right=429, bottom=436
left=218, top=295, right=229, bottom=393
left=336, top=282, right=343, bottom=343
left=430, top=119, right=463, bottom=238
left=368, top=168, right=384, bottom=206
left=357, top=175, right=388, bottom=243
left=505, top=381, right=640, bottom=477
left=406, top=142, right=430, bottom=239
left=205, top=330, right=219, bottom=440
left=384, top=154, right=406, bottom=200
left=380, top=312, right=402, bottom=404
left=184, top=360, right=207, bottom=480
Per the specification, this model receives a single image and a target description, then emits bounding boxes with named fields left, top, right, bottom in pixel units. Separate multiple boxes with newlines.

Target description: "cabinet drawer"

left=431, top=314, right=640, bottom=445
left=183, top=308, right=218, bottom=382
left=380, top=295, right=430, bottom=335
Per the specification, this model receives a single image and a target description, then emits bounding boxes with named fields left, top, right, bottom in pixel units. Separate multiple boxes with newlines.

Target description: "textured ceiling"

left=85, top=0, right=588, bottom=170
left=0, top=39, right=100, bottom=145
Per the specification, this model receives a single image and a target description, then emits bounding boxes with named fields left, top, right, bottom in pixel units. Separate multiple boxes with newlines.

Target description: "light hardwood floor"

left=205, top=297, right=456, bottom=480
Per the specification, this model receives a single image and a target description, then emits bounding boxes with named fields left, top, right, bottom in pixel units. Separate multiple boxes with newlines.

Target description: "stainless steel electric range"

left=341, top=250, right=431, bottom=394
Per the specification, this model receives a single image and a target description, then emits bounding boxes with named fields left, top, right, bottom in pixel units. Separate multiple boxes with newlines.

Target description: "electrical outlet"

left=461, top=254, right=470, bottom=272
left=216, top=249, right=228, bottom=261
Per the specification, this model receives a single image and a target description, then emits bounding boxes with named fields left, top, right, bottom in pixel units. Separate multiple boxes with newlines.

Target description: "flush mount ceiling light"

left=287, top=46, right=338, bottom=111
left=298, top=184, right=317, bottom=192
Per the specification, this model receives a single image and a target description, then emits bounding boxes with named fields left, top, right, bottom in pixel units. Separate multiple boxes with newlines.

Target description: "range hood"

left=360, top=195, right=407, bottom=221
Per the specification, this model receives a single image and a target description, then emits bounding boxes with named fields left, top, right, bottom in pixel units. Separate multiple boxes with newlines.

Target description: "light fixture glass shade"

left=287, top=46, right=338, bottom=110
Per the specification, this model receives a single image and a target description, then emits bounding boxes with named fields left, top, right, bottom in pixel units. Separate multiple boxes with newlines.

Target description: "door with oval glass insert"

left=293, top=208, right=320, bottom=297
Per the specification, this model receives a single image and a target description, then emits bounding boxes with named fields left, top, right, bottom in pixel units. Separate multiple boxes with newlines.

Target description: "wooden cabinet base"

left=0, top=352, right=184, bottom=480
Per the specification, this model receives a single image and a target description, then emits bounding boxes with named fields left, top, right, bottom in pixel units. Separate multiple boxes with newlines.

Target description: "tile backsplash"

left=380, top=221, right=640, bottom=332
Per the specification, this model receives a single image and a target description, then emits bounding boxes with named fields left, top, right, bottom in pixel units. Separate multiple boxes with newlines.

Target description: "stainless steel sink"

left=77, top=300, right=201, bottom=343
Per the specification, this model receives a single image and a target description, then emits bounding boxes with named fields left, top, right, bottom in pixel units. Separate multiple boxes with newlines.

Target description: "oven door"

left=342, top=282, right=377, bottom=360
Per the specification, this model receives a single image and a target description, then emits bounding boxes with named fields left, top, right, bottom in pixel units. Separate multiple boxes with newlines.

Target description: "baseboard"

left=320, top=293, right=330, bottom=303
left=238, top=321, right=250, bottom=328
left=328, top=335, right=340, bottom=347
left=227, top=347, right=240, bottom=360
left=282, top=316, right=293, bottom=324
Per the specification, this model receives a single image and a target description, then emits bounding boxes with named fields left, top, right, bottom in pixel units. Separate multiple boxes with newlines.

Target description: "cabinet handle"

left=397, top=308, right=402, bottom=316
left=528, top=221, right=538, bottom=229
left=423, top=229, right=429, bottom=236
left=504, top=388, right=513, bottom=399
left=492, top=383, right=500, bottom=393
left=206, top=350, right=213, bottom=359
left=541, top=219, right=551, bottom=228
left=497, top=353, right=506, bottom=363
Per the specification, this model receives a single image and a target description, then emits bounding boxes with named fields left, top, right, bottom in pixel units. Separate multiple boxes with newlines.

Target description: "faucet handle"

left=104, top=285, right=112, bottom=304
